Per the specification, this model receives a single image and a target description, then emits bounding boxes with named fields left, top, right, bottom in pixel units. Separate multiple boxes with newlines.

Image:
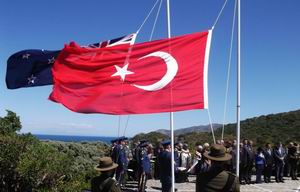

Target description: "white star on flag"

left=48, top=57, right=55, bottom=64
left=111, top=63, right=134, bottom=81
left=22, top=53, right=30, bottom=59
left=27, top=74, right=37, bottom=85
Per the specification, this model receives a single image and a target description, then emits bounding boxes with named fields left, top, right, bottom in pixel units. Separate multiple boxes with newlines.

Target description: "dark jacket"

left=91, top=174, right=121, bottom=192
left=273, top=147, right=286, bottom=165
left=263, top=149, right=273, bottom=165
left=158, top=150, right=172, bottom=183
left=196, top=165, right=240, bottom=192
left=288, top=146, right=297, bottom=162
left=111, top=144, right=127, bottom=170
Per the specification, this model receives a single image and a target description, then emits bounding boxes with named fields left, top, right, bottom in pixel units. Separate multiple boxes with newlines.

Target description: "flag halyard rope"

left=212, top=0, right=229, bottom=30
left=136, top=0, right=161, bottom=34
left=149, top=0, right=163, bottom=41
left=222, top=0, right=237, bottom=140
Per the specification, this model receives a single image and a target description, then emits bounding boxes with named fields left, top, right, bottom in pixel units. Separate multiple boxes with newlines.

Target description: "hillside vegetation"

left=133, top=109, right=300, bottom=149
left=217, top=109, right=300, bottom=146
left=0, top=110, right=110, bottom=192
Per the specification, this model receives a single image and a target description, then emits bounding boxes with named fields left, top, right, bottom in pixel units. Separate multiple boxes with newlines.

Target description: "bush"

left=0, top=110, right=109, bottom=192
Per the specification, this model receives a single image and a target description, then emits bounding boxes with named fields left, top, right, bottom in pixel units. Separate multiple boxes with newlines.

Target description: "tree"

left=0, top=110, right=22, bottom=135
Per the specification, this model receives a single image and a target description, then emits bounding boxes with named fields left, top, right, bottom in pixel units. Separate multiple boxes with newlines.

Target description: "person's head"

left=233, top=140, right=237, bottom=145
left=265, top=143, right=272, bottom=149
left=203, top=144, right=232, bottom=167
left=125, top=140, right=129, bottom=145
left=248, top=140, right=253, bottom=146
left=196, top=145, right=203, bottom=153
left=277, top=142, right=282, bottom=148
left=257, top=147, right=263, bottom=153
left=156, top=142, right=163, bottom=150
left=116, top=136, right=127, bottom=145
left=162, top=140, right=171, bottom=150
left=120, top=140, right=125, bottom=146
left=182, top=143, right=188, bottom=150
left=139, top=141, right=149, bottom=149
left=95, top=157, right=118, bottom=177
left=176, top=142, right=183, bottom=150
left=225, top=140, right=232, bottom=148
left=294, top=142, right=298, bottom=147
left=243, top=139, right=248, bottom=145
left=203, top=143, right=210, bottom=151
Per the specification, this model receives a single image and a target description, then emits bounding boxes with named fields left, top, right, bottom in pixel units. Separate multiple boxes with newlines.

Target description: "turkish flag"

left=49, top=30, right=212, bottom=114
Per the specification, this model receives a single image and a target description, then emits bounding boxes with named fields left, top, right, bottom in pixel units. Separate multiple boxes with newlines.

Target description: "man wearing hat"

left=196, top=144, right=240, bottom=192
left=158, top=140, right=172, bottom=192
left=91, top=157, right=121, bottom=192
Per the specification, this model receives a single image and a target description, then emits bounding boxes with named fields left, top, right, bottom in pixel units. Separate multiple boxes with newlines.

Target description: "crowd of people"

left=90, top=136, right=300, bottom=192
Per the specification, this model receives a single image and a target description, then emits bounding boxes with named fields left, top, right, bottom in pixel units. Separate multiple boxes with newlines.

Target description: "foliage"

left=216, top=109, right=300, bottom=147
left=0, top=133, right=38, bottom=191
left=17, top=141, right=74, bottom=190
left=0, top=110, right=110, bottom=192
left=46, top=140, right=110, bottom=174
left=0, top=110, right=22, bottom=134
left=132, top=109, right=300, bottom=151
left=131, top=131, right=169, bottom=147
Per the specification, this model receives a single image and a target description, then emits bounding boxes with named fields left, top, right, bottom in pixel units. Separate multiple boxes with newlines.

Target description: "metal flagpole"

left=236, top=0, right=241, bottom=177
left=166, top=1, right=175, bottom=192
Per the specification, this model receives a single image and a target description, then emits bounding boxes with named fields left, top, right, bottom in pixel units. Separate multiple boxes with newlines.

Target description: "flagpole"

left=166, top=0, right=175, bottom=192
left=236, top=0, right=241, bottom=177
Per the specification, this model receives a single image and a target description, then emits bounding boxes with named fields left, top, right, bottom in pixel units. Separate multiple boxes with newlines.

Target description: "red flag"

left=49, top=31, right=212, bottom=114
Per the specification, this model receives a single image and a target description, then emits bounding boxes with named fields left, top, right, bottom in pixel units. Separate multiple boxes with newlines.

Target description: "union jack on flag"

left=87, top=33, right=136, bottom=48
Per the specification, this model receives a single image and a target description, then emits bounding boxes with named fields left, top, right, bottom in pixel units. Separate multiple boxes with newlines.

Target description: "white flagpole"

left=166, top=1, right=175, bottom=192
left=236, top=0, right=241, bottom=177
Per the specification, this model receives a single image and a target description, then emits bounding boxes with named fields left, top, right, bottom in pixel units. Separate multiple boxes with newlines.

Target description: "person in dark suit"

left=240, top=140, right=248, bottom=184
left=158, top=140, right=172, bottom=192
left=288, top=142, right=299, bottom=180
left=245, top=140, right=255, bottom=184
left=137, top=141, right=151, bottom=192
left=111, top=136, right=128, bottom=185
left=263, top=143, right=274, bottom=183
left=196, top=144, right=240, bottom=192
left=91, top=157, right=121, bottom=192
left=273, top=142, right=286, bottom=182
left=154, top=143, right=163, bottom=179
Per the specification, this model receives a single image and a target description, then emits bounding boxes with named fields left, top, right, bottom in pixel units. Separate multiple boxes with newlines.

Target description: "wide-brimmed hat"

left=203, top=144, right=232, bottom=161
left=95, top=157, right=118, bottom=172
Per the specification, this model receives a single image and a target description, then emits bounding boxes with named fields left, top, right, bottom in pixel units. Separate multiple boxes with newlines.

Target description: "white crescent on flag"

left=133, top=51, right=178, bottom=91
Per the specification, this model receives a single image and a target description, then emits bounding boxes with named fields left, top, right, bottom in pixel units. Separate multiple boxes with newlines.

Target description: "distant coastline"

left=34, top=134, right=116, bottom=143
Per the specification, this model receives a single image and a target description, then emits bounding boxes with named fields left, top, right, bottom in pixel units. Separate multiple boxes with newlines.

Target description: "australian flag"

left=6, top=33, right=136, bottom=89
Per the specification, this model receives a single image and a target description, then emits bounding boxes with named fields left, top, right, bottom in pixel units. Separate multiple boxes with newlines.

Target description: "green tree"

left=0, top=133, right=38, bottom=191
left=17, top=142, right=74, bottom=190
left=0, top=110, right=22, bottom=135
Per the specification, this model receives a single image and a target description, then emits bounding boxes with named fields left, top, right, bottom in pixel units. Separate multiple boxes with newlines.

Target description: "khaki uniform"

left=196, top=170, right=240, bottom=192
left=91, top=175, right=121, bottom=192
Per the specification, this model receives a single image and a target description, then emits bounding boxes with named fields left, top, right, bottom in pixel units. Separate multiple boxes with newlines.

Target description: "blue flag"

left=6, top=49, right=60, bottom=89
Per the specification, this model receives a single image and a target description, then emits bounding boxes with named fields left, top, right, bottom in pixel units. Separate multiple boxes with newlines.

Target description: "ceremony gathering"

left=1, top=0, right=300, bottom=191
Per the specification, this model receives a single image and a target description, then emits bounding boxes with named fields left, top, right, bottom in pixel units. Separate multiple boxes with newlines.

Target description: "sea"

left=34, top=134, right=116, bottom=144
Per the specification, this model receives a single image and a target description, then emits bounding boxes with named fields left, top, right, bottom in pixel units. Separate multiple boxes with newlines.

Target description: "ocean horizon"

left=34, top=134, right=117, bottom=143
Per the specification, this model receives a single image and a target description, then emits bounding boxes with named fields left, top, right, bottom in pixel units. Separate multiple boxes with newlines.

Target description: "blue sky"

left=1, top=0, right=300, bottom=137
